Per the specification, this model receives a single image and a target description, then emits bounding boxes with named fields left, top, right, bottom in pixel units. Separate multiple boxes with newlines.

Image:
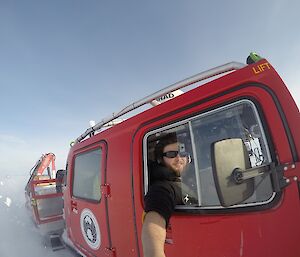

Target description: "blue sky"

left=1, top=1, right=299, bottom=174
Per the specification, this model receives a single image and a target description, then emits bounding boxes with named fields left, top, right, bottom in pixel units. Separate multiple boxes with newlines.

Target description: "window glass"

left=73, top=148, right=102, bottom=201
left=144, top=100, right=274, bottom=209
left=189, top=100, right=273, bottom=207
left=145, top=124, right=199, bottom=206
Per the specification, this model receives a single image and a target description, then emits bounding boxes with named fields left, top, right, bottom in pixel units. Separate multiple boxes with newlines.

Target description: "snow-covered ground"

left=0, top=173, right=77, bottom=257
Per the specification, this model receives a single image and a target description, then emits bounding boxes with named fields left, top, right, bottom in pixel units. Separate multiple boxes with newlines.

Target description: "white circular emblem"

left=80, top=208, right=101, bottom=250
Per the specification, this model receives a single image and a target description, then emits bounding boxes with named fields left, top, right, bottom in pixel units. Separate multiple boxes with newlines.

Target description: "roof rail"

left=74, top=61, right=246, bottom=144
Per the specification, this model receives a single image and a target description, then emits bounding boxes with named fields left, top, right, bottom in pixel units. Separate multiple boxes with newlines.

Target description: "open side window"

left=144, top=99, right=275, bottom=209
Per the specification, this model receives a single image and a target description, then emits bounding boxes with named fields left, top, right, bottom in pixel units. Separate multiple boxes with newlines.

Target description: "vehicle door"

left=69, top=142, right=112, bottom=257
left=140, top=94, right=300, bottom=257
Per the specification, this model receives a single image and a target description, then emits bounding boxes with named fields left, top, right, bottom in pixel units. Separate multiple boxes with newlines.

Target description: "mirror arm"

left=270, top=163, right=292, bottom=192
left=232, top=162, right=291, bottom=191
left=232, top=164, right=271, bottom=184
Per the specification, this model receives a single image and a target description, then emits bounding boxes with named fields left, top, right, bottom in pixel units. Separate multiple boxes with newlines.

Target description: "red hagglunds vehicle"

left=26, top=53, right=300, bottom=257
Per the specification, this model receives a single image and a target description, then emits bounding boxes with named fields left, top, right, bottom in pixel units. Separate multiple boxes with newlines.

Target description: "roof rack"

left=74, top=61, right=246, bottom=144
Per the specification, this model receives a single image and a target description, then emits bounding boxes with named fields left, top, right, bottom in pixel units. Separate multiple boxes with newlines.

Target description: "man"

left=142, top=133, right=193, bottom=257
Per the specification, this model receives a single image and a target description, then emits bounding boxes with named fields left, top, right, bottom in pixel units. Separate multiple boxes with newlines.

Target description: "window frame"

left=143, top=99, right=277, bottom=211
left=71, top=145, right=103, bottom=203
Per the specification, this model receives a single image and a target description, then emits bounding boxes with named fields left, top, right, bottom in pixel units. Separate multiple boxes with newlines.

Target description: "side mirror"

left=211, top=138, right=254, bottom=207
left=56, top=169, right=67, bottom=193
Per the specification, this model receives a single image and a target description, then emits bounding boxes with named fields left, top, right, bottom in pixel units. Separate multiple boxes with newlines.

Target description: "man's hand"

left=142, top=211, right=167, bottom=257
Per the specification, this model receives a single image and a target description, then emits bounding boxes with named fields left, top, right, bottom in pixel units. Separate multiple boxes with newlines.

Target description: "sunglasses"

left=162, top=151, right=189, bottom=158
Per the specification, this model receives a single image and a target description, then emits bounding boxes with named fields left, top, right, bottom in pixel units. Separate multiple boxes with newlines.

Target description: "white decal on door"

left=80, top=208, right=101, bottom=250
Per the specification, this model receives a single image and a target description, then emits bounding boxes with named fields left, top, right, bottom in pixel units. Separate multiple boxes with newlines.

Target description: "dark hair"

left=154, top=133, right=178, bottom=164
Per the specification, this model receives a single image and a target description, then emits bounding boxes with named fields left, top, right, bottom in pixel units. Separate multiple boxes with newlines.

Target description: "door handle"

left=71, top=200, right=78, bottom=213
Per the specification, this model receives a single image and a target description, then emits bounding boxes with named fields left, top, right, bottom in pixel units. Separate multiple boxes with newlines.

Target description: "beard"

left=165, top=161, right=187, bottom=176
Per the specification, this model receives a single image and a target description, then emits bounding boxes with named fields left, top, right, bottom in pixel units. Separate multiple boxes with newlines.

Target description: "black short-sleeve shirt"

left=144, top=179, right=182, bottom=225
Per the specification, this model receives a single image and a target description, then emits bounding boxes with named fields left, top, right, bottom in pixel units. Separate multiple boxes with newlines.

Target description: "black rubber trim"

left=151, top=97, right=281, bottom=214
left=130, top=137, right=141, bottom=257
left=252, top=84, right=298, bottom=162
left=102, top=141, right=113, bottom=249
left=71, top=145, right=102, bottom=204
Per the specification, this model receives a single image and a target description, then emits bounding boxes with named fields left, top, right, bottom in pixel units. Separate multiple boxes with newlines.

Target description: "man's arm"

left=142, top=211, right=166, bottom=257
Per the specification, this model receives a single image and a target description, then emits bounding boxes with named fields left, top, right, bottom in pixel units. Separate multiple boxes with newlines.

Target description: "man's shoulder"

left=149, top=162, right=181, bottom=182
left=150, top=179, right=179, bottom=188
left=148, top=180, right=181, bottom=199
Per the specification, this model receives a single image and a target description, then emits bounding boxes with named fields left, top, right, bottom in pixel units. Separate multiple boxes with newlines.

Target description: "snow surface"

left=0, top=174, right=78, bottom=257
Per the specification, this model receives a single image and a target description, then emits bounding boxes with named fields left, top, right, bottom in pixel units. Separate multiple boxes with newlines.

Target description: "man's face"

left=162, top=142, right=188, bottom=176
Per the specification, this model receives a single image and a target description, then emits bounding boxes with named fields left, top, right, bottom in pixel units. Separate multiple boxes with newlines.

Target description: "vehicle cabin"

left=63, top=55, right=300, bottom=257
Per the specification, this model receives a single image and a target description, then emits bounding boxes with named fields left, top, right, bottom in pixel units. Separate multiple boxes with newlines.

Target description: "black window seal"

left=142, top=97, right=281, bottom=214
left=71, top=143, right=105, bottom=204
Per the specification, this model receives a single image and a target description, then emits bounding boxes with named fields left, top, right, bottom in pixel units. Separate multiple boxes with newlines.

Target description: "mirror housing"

left=56, top=169, right=67, bottom=193
left=211, top=138, right=254, bottom=207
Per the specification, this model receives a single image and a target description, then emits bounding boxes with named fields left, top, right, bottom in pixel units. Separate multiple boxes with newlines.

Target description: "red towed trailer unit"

left=25, top=153, right=65, bottom=249
left=29, top=53, right=300, bottom=257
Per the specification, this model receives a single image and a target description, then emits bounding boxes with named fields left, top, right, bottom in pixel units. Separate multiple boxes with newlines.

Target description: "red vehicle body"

left=31, top=54, right=300, bottom=257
